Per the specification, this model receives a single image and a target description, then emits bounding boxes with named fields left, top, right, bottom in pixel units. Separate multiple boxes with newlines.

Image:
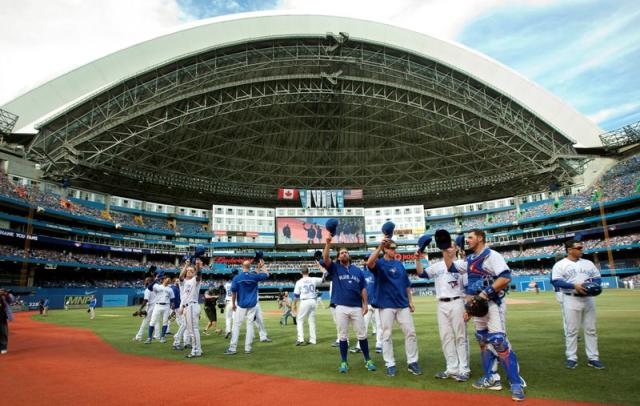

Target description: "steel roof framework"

left=28, top=36, right=585, bottom=207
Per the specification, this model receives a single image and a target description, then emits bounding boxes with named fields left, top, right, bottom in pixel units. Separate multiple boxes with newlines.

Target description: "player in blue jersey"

left=322, top=236, right=376, bottom=373
left=367, top=238, right=421, bottom=377
left=224, top=259, right=269, bottom=355
left=464, top=229, right=526, bottom=402
left=87, top=296, right=97, bottom=320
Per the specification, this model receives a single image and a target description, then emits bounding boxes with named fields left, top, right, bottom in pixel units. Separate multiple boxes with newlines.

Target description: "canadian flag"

left=277, top=188, right=299, bottom=200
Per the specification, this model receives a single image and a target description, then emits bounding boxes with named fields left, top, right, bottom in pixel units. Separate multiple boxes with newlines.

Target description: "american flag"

left=344, top=189, right=363, bottom=200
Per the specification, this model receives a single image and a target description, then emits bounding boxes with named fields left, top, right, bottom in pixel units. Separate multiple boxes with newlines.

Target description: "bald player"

left=224, top=259, right=269, bottom=355
left=293, top=267, right=323, bottom=345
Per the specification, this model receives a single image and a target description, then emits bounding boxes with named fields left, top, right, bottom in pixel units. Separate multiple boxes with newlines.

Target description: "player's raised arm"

left=323, top=236, right=333, bottom=267
left=415, top=250, right=427, bottom=276
left=179, top=259, right=190, bottom=280
left=367, top=240, right=386, bottom=271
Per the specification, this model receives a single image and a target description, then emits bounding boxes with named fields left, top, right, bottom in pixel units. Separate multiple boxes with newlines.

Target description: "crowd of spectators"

left=0, top=172, right=206, bottom=235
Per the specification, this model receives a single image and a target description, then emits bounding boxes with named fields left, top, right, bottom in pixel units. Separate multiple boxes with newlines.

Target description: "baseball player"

left=223, top=270, right=238, bottom=339
left=180, top=259, right=203, bottom=358
left=224, top=259, right=269, bottom=355
left=145, top=275, right=175, bottom=344
left=551, top=239, right=605, bottom=369
left=87, top=296, right=97, bottom=320
left=134, top=277, right=155, bottom=341
left=170, top=277, right=191, bottom=350
left=352, top=262, right=381, bottom=354
left=417, top=236, right=470, bottom=381
left=464, top=229, right=525, bottom=402
left=367, top=238, right=421, bottom=377
left=322, top=237, right=376, bottom=373
left=292, top=267, right=323, bottom=345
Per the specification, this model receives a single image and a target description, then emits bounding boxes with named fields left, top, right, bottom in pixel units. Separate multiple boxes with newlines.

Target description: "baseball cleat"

left=511, top=384, right=525, bottom=402
left=365, top=359, right=377, bottom=371
left=454, top=373, right=470, bottom=382
left=565, top=359, right=578, bottom=369
left=202, top=330, right=210, bottom=336
left=519, top=377, right=527, bottom=388
left=143, top=338, right=153, bottom=344
left=307, top=341, right=316, bottom=345
left=295, top=341, right=305, bottom=346
left=587, top=360, right=605, bottom=369
left=435, top=371, right=451, bottom=379
left=1, top=350, right=7, bottom=355
left=260, top=338, right=272, bottom=343
left=224, top=349, right=237, bottom=355
left=184, top=344, right=192, bottom=349
left=132, top=337, right=141, bottom=342
left=224, top=332, right=231, bottom=339
left=349, top=347, right=362, bottom=353
left=159, top=337, right=166, bottom=343
left=472, top=376, right=502, bottom=390
left=386, top=366, right=397, bottom=377
left=244, top=350, right=252, bottom=354
left=375, top=347, right=382, bottom=354
left=407, top=362, right=423, bottom=376
left=339, top=362, right=349, bottom=373
left=185, top=353, right=202, bottom=359
left=172, top=345, right=183, bottom=350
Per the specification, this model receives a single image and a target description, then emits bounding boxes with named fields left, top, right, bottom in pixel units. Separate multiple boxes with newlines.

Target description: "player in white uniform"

left=171, top=277, right=192, bottom=350
left=180, top=259, right=203, bottom=358
left=223, top=270, right=238, bottom=339
left=293, top=267, right=323, bottom=345
left=417, top=239, right=470, bottom=381
left=551, top=239, right=605, bottom=369
left=145, top=275, right=175, bottom=344
left=134, top=277, right=155, bottom=341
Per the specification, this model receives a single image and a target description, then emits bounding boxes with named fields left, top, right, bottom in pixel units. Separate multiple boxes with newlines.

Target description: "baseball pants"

left=357, top=306, right=381, bottom=350
left=135, top=304, right=157, bottom=340
left=89, top=308, right=95, bottom=320
left=184, top=303, right=202, bottom=355
left=0, top=317, right=8, bottom=351
left=379, top=307, right=419, bottom=368
left=254, top=304, right=268, bottom=341
left=149, top=304, right=170, bottom=334
left=330, top=306, right=340, bottom=342
left=172, top=311, right=191, bottom=346
left=296, top=299, right=318, bottom=344
left=437, top=299, right=469, bottom=375
left=229, top=306, right=257, bottom=352
left=563, top=295, right=599, bottom=361
left=555, top=291, right=568, bottom=338
left=335, top=305, right=366, bottom=342
left=225, top=301, right=234, bottom=334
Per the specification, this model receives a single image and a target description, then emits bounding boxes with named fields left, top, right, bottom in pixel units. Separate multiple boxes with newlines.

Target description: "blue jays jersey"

left=465, top=248, right=510, bottom=300
left=324, top=261, right=366, bottom=307
left=88, top=299, right=97, bottom=308
left=231, top=272, right=268, bottom=308
left=362, top=267, right=376, bottom=305
left=369, top=258, right=411, bottom=308
left=170, top=284, right=181, bottom=308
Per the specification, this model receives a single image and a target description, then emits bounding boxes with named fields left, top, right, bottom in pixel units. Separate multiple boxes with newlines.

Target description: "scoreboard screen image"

left=276, top=217, right=365, bottom=247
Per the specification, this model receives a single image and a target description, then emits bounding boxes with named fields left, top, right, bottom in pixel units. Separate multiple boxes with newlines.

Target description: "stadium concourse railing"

left=2, top=242, right=639, bottom=278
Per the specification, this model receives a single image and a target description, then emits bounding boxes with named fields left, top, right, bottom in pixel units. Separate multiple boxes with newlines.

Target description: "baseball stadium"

left=1, top=12, right=639, bottom=406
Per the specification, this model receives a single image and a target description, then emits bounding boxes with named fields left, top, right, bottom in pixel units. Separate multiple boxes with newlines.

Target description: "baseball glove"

left=169, top=310, right=177, bottom=321
left=132, top=310, right=148, bottom=317
left=465, top=295, right=489, bottom=317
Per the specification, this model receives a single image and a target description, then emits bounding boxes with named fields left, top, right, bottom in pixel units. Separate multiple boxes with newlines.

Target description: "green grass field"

left=36, top=290, right=640, bottom=405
